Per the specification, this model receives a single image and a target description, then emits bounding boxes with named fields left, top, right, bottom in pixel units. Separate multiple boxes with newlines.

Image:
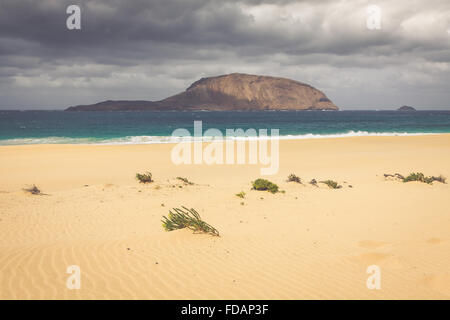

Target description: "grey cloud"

left=0, top=0, right=449, bottom=109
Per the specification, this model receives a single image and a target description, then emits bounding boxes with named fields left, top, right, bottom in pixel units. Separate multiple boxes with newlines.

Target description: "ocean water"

left=0, top=110, right=450, bottom=145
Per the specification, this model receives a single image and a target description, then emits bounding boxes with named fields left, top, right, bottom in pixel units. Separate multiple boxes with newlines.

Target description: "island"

left=66, top=73, right=338, bottom=111
left=397, top=106, right=417, bottom=111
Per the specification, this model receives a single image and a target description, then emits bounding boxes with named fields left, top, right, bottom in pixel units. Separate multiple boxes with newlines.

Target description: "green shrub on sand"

left=402, top=172, right=446, bottom=184
left=252, top=179, right=279, bottom=193
left=320, top=180, right=342, bottom=189
left=162, top=206, right=219, bottom=237
left=236, top=191, right=246, bottom=199
left=287, top=174, right=302, bottom=184
left=136, top=172, right=153, bottom=183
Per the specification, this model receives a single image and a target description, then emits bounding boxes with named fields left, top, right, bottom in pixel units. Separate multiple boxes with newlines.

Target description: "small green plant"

left=240, top=202, right=245, bottom=206
left=320, top=180, right=342, bottom=189
left=23, top=184, right=43, bottom=195
left=385, top=172, right=446, bottom=184
left=287, top=174, right=302, bottom=184
left=136, top=172, right=153, bottom=183
left=402, top=172, right=447, bottom=184
left=236, top=191, right=246, bottom=199
left=403, top=172, right=432, bottom=184
left=161, top=206, right=219, bottom=236
left=252, top=179, right=279, bottom=193
left=176, top=177, right=194, bottom=185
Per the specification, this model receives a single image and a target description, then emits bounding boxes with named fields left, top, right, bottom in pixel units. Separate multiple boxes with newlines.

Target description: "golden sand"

left=0, top=135, right=449, bottom=299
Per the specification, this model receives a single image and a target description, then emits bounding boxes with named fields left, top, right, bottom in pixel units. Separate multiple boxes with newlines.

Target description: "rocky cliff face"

left=66, top=73, right=338, bottom=111
left=397, top=106, right=416, bottom=111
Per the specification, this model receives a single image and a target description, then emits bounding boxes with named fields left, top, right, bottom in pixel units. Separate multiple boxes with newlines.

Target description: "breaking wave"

left=0, top=131, right=437, bottom=146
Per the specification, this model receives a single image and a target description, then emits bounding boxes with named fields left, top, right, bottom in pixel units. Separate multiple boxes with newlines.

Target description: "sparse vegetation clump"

left=161, top=206, right=219, bottom=236
left=252, top=179, right=279, bottom=193
left=402, top=172, right=446, bottom=184
left=236, top=191, right=246, bottom=199
left=384, top=173, right=405, bottom=180
left=403, top=172, right=433, bottom=184
left=384, top=172, right=447, bottom=185
left=23, top=185, right=43, bottom=195
left=320, top=180, right=342, bottom=189
left=287, top=174, right=302, bottom=184
left=309, top=179, right=318, bottom=186
left=136, top=172, right=153, bottom=183
left=176, top=177, right=194, bottom=185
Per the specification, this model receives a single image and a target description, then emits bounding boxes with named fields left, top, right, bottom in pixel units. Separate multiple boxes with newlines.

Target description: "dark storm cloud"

left=0, top=0, right=413, bottom=57
left=0, top=0, right=449, bottom=108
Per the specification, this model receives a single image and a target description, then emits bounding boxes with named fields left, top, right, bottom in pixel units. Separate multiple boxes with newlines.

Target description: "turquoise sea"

left=0, top=110, right=450, bottom=145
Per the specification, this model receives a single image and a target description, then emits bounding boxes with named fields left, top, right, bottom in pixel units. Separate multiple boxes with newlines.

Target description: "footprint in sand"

left=355, top=252, right=391, bottom=264
left=355, top=241, right=405, bottom=269
left=420, top=274, right=450, bottom=295
left=358, top=240, right=389, bottom=249
left=426, top=238, right=443, bottom=244
left=102, top=183, right=115, bottom=191
left=352, top=252, right=405, bottom=269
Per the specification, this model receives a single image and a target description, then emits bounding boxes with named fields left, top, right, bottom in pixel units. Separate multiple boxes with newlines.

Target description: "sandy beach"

left=0, top=134, right=449, bottom=299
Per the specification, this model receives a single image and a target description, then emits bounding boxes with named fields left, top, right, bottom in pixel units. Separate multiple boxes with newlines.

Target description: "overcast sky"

left=0, top=0, right=449, bottom=110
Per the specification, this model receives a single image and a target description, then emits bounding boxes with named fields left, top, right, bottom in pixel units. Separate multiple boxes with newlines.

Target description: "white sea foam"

left=0, top=131, right=438, bottom=146
left=0, top=137, right=99, bottom=145
left=277, top=130, right=433, bottom=140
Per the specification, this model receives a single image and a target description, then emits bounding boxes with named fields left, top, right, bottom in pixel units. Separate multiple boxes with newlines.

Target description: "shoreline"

left=0, top=131, right=448, bottom=147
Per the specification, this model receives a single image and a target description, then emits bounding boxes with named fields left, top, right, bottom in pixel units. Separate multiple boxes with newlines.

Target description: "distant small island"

left=66, top=73, right=338, bottom=111
left=397, top=106, right=416, bottom=111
